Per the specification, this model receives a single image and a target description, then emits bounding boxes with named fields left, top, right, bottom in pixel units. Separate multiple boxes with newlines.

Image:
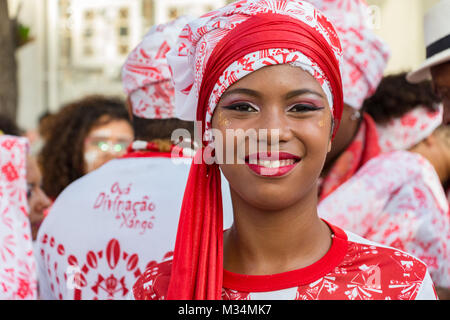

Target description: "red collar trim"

left=222, top=221, right=348, bottom=293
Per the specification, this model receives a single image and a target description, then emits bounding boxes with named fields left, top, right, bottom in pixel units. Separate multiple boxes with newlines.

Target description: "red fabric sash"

left=167, top=13, right=343, bottom=300
left=319, top=113, right=381, bottom=201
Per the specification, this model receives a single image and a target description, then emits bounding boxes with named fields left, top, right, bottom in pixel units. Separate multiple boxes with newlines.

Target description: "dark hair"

left=132, top=115, right=195, bottom=142
left=0, top=114, right=23, bottom=136
left=363, top=72, right=441, bottom=125
left=39, top=95, right=130, bottom=199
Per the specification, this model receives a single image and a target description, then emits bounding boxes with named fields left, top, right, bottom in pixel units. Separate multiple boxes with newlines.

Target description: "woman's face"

left=211, top=64, right=333, bottom=211
left=83, top=117, right=134, bottom=173
left=27, top=156, right=51, bottom=241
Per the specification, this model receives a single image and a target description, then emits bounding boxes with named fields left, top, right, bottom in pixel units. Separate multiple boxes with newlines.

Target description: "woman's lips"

left=244, top=152, right=301, bottom=177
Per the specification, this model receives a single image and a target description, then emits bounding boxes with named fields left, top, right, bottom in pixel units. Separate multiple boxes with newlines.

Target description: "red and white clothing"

left=122, top=16, right=193, bottom=119
left=0, top=135, right=37, bottom=299
left=319, top=151, right=450, bottom=289
left=308, top=0, right=449, bottom=291
left=307, top=0, right=390, bottom=110
left=377, top=104, right=444, bottom=153
left=319, top=113, right=381, bottom=200
left=35, top=152, right=234, bottom=299
left=132, top=222, right=437, bottom=300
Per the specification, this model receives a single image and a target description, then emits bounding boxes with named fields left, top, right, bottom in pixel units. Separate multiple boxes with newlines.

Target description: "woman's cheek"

left=216, top=111, right=232, bottom=129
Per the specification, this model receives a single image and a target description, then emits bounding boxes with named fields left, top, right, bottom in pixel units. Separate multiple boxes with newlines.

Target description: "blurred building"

left=367, top=0, right=440, bottom=74
left=8, top=0, right=440, bottom=130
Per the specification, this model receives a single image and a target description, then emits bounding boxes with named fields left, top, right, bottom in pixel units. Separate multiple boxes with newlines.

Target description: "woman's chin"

left=237, top=185, right=307, bottom=212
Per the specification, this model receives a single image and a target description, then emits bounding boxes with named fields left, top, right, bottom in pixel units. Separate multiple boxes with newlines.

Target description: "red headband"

left=167, top=13, right=343, bottom=300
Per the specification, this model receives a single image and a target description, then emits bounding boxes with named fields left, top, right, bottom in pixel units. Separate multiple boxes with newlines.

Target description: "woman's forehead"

left=221, top=64, right=327, bottom=101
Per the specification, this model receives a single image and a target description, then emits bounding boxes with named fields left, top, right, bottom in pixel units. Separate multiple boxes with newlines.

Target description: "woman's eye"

left=288, top=104, right=323, bottom=113
left=223, top=103, right=258, bottom=112
left=26, top=183, right=34, bottom=199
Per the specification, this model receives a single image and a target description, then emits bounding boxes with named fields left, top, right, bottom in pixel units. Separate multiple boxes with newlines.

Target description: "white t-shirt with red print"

left=131, top=222, right=437, bottom=300
left=35, top=153, right=233, bottom=300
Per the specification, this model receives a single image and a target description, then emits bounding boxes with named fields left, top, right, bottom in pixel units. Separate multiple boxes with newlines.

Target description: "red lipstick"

left=244, top=152, right=301, bottom=177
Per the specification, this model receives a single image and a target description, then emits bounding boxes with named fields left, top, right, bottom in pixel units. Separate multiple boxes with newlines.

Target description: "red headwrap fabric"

left=166, top=0, right=344, bottom=300
left=196, top=13, right=343, bottom=138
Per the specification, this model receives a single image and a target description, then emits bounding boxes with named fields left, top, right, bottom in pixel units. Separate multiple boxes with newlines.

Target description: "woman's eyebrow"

left=284, top=89, right=325, bottom=100
left=220, top=88, right=262, bottom=100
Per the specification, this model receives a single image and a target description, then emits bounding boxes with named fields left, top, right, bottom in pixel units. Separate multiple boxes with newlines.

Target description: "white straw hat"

left=407, top=0, right=450, bottom=83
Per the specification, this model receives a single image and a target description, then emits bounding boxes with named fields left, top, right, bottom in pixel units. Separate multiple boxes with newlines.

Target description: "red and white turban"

left=0, top=135, right=37, bottom=299
left=377, top=104, right=444, bottom=152
left=307, top=0, right=391, bottom=109
left=122, top=16, right=193, bottom=119
left=167, top=0, right=344, bottom=142
left=165, top=0, right=344, bottom=300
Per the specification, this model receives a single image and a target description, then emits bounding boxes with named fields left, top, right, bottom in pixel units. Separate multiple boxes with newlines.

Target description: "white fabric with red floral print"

left=377, top=104, right=444, bottom=152
left=319, top=151, right=450, bottom=289
left=307, top=0, right=391, bottom=109
left=0, top=135, right=37, bottom=299
left=122, top=16, right=193, bottom=119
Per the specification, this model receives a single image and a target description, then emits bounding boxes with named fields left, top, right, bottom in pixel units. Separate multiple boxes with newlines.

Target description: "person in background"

left=410, top=125, right=449, bottom=199
left=363, top=74, right=450, bottom=299
left=26, top=155, right=52, bottom=241
left=407, top=0, right=450, bottom=125
left=302, top=1, right=450, bottom=299
left=0, top=116, right=51, bottom=242
left=407, top=0, right=450, bottom=255
left=39, top=95, right=133, bottom=200
left=320, top=73, right=449, bottom=299
left=306, top=0, right=390, bottom=201
left=364, top=72, right=445, bottom=175
left=365, top=73, right=441, bottom=153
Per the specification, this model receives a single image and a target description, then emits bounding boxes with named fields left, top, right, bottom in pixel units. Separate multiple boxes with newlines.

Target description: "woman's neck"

left=223, top=185, right=332, bottom=276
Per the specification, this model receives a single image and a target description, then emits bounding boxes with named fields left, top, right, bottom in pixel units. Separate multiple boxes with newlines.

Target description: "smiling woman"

left=132, top=0, right=438, bottom=301
left=213, top=64, right=332, bottom=212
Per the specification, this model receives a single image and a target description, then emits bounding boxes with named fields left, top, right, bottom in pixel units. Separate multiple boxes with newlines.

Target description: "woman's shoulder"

left=132, top=252, right=173, bottom=300
left=344, top=229, right=429, bottom=271
left=342, top=230, right=437, bottom=299
left=344, top=232, right=428, bottom=281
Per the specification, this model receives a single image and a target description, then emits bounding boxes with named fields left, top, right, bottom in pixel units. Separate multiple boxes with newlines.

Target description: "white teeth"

left=256, top=159, right=295, bottom=168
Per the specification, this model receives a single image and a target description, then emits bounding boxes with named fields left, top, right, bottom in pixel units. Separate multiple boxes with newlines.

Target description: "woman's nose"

left=259, top=105, right=294, bottom=145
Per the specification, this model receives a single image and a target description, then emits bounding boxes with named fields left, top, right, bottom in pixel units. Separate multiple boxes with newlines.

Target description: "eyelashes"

left=287, top=104, right=324, bottom=113
left=221, top=102, right=324, bottom=113
left=222, top=102, right=259, bottom=113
